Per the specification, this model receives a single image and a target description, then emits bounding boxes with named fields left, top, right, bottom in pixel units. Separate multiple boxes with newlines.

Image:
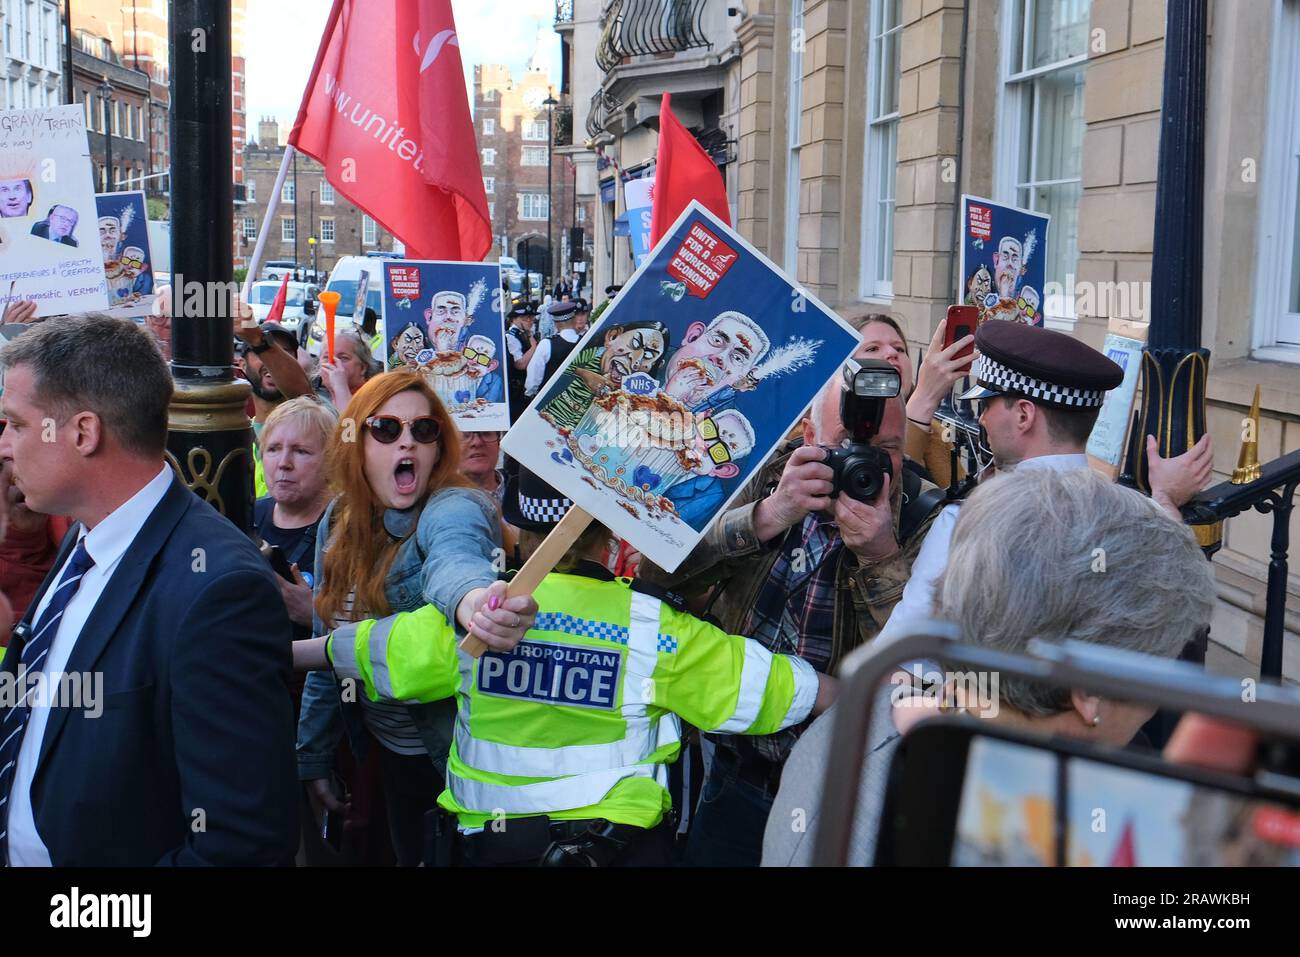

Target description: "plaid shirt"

left=744, top=514, right=843, bottom=670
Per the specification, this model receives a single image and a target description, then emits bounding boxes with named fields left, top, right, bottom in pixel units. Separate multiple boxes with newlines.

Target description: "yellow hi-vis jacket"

left=326, top=569, right=819, bottom=829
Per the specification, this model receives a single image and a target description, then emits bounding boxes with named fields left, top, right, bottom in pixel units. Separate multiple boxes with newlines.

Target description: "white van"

left=323, top=255, right=387, bottom=321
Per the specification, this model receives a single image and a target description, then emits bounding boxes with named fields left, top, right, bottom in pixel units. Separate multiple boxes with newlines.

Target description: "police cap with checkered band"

left=958, top=320, right=1123, bottom=409
left=503, top=465, right=574, bottom=533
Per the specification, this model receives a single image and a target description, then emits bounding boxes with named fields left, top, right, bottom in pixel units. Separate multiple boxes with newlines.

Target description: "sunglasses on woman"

left=364, top=414, right=441, bottom=444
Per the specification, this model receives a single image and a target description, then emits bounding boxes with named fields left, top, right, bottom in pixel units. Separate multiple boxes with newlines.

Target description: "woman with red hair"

left=296, top=370, right=535, bottom=865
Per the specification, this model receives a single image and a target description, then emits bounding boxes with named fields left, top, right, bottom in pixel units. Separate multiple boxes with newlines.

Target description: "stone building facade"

left=571, top=0, right=1299, bottom=683
left=239, top=117, right=397, bottom=279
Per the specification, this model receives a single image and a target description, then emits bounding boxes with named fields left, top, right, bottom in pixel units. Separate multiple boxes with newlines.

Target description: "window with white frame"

left=482, top=148, right=496, bottom=166
left=320, top=180, right=335, bottom=204
left=1253, top=0, right=1300, bottom=356
left=489, top=201, right=495, bottom=218
left=136, top=106, right=144, bottom=141
left=282, top=180, right=295, bottom=203
left=520, top=193, right=548, bottom=220
left=577, top=206, right=586, bottom=223
left=861, top=0, right=902, bottom=299
left=997, top=0, right=1089, bottom=320
left=363, top=215, right=377, bottom=245
left=483, top=117, right=495, bottom=135
left=320, top=217, right=335, bottom=242
left=281, top=217, right=296, bottom=242
left=246, top=179, right=256, bottom=202
left=522, top=145, right=548, bottom=166
left=524, top=119, right=547, bottom=141
left=783, top=1, right=804, bottom=273
left=484, top=176, right=495, bottom=194
left=243, top=217, right=256, bottom=240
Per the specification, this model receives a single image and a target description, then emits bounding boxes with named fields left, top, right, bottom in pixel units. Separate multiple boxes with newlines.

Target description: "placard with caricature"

left=958, top=195, right=1051, bottom=327
left=95, top=190, right=156, bottom=318
left=380, top=259, right=510, bottom=432
left=504, top=201, right=861, bottom=572
left=0, top=105, right=109, bottom=318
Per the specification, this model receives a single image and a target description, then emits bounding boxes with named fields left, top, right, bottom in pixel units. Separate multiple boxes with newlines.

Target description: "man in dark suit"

left=0, top=314, right=298, bottom=866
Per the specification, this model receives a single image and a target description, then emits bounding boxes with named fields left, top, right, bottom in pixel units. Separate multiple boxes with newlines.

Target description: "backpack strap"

left=899, top=466, right=949, bottom=544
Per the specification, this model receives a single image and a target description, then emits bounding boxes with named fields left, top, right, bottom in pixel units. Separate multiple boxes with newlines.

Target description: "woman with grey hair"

left=761, top=467, right=1215, bottom=866
left=318, top=327, right=382, bottom=409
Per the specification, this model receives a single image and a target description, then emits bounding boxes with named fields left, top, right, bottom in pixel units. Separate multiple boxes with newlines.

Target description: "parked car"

left=261, top=260, right=299, bottom=282
left=247, top=280, right=318, bottom=330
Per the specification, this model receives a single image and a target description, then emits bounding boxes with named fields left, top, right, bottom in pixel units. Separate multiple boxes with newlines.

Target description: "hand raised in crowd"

left=1, top=298, right=38, bottom=325
left=907, top=318, right=976, bottom=426
left=277, top=564, right=316, bottom=628
left=1146, top=432, right=1214, bottom=515
left=834, top=473, right=899, bottom=564
left=318, top=358, right=351, bottom=407
left=753, top=445, right=835, bottom=543
left=231, top=296, right=263, bottom=345
left=461, top=579, right=539, bottom=652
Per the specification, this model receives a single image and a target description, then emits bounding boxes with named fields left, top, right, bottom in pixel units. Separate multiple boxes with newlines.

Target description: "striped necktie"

left=0, top=539, right=95, bottom=861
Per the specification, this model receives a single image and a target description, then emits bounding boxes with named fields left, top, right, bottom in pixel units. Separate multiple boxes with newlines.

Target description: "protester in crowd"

left=0, top=457, right=71, bottom=627
left=296, top=370, right=531, bottom=866
left=552, top=275, right=572, bottom=300
left=458, top=429, right=517, bottom=560
left=145, top=297, right=172, bottom=362
left=878, top=320, right=1214, bottom=650
left=0, top=314, right=298, bottom=865
left=256, top=397, right=336, bottom=646
left=293, top=466, right=837, bottom=867
left=318, top=327, right=381, bottom=410
left=641, top=314, right=960, bottom=866
left=763, top=467, right=1216, bottom=865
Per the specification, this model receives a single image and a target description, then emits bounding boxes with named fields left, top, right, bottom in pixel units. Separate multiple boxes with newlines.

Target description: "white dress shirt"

left=6, top=464, right=172, bottom=866
left=524, top=328, right=580, bottom=396
left=875, top=452, right=1090, bottom=652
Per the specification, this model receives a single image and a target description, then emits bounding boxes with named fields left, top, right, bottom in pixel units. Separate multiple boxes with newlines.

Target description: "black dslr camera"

left=821, top=359, right=901, bottom=502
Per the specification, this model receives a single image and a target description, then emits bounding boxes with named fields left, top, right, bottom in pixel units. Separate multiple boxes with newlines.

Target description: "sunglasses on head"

left=364, top=414, right=441, bottom=445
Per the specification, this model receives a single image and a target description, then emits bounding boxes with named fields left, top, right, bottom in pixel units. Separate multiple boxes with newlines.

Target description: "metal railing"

left=586, top=88, right=621, bottom=138
left=1182, top=448, right=1300, bottom=681
left=556, top=0, right=575, bottom=24
left=596, top=0, right=712, bottom=73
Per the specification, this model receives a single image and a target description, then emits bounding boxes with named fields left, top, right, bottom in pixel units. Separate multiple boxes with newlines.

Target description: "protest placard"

left=95, top=191, right=156, bottom=319
left=958, top=195, right=1051, bottom=327
left=380, top=259, right=510, bottom=431
left=1087, top=317, right=1149, bottom=477
left=502, top=200, right=861, bottom=573
left=0, top=105, right=108, bottom=317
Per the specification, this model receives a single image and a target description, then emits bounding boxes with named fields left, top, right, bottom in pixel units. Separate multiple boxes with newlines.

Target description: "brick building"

left=71, top=40, right=149, bottom=192
left=239, top=117, right=397, bottom=278
left=570, top=0, right=1300, bottom=683
left=474, top=61, right=591, bottom=286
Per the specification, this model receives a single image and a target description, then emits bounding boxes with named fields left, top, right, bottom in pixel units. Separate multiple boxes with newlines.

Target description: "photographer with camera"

left=647, top=335, right=951, bottom=867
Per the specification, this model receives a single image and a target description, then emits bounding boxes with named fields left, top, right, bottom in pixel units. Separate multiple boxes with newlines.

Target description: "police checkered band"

left=520, top=494, right=572, bottom=524
left=974, top=355, right=1108, bottom=409
left=534, top=612, right=629, bottom=645
left=656, top=634, right=679, bottom=654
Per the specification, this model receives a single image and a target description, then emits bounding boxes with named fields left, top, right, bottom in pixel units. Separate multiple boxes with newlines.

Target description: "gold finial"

left=1231, top=385, right=1262, bottom=485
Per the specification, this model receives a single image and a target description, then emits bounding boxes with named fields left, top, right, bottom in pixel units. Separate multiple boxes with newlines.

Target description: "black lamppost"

left=98, top=76, right=114, bottom=190
left=166, top=0, right=251, bottom=529
left=543, top=91, right=558, bottom=292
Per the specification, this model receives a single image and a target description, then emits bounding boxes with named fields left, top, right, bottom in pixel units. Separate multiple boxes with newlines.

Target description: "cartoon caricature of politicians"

left=662, top=408, right=757, bottom=527
left=661, top=311, right=771, bottom=414
left=462, top=334, right=504, bottom=404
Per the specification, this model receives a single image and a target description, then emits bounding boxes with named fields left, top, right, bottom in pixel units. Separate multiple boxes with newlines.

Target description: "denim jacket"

left=296, top=485, right=501, bottom=780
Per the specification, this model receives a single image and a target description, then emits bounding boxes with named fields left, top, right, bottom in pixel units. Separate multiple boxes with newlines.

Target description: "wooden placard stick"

left=458, top=505, right=594, bottom=658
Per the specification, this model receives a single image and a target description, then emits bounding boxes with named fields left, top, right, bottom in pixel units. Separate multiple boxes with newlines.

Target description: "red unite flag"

left=265, top=272, right=291, bottom=324
left=289, top=0, right=491, bottom=262
left=649, top=93, right=731, bottom=247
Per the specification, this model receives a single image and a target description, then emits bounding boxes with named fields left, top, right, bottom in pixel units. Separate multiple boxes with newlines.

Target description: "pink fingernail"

left=488, top=595, right=500, bottom=611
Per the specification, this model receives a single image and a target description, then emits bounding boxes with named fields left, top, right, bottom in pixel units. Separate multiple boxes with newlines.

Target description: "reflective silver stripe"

left=448, top=762, right=666, bottom=816
left=710, top=638, right=773, bottom=733
left=367, top=616, right=399, bottom=700
left=455, top=592, right=665, bottom=777
left=328, top=621, right=362, bottom=681
left=780, top=654, right=819, bottom=729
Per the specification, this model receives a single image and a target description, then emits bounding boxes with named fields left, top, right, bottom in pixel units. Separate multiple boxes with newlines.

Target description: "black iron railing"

left=596, top=0, right=712, bottom=73
left=1182, top=449, right=1300, bottom=681
left=586, top=88, right=621, bottom=138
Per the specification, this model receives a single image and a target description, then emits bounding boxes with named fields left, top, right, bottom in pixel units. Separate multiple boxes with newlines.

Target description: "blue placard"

left=477, top=641, right=622, bottom=710
left=380, top=259, right=510, bottom=432
left=958, top=195, right=1051, bottom=327
left=503, top=200, right=861, bottom=572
